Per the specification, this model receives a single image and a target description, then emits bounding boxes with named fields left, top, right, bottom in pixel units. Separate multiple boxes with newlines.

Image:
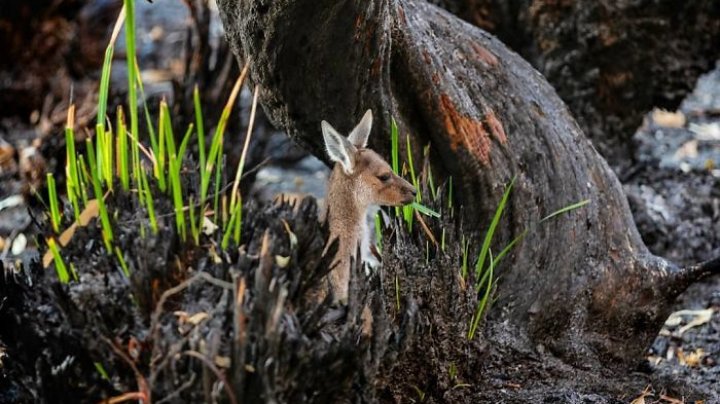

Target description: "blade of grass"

left=177, top=123, right=194, bottom=166
left=47, top=237, right=69, bottom=283
left=115, top=246, right=130, bottom=277
left=230, top=85, right=259, bottom=209
left=139, top=165, right=158, bottom=234
left=96, top=6, right=125, bottom=187
left=155, top=100, right=168, bottom=191
left=169, top=154, right=186, bottom=241
left=124, top=0, right=140, bottom=189
left=46, top=173, right=61, bottom=233
left=116, top=106, right=130, bottom=190
left=232, top=194, right=242, bottom=245
left=188, top=196, right=199, bottom=244
left=468, top=249, right=494, bottom=340
left=474, top=175, right=515, bottom=279
left=65, top=105, right=80, bottom=221
left=221, top=198, right=242, bottom=250
left=86, top=139, right=113, bottom=252
left=200, top=64, right=249, bottom=207
left=492, top=229, right=527, bottom=268
left=410, top=202, right=440, bottom=218
left=540, top=199, right=590, bottom=223
left=391, top=117, right=400, bottom=217
left=213, top=149, right=224, bottom=227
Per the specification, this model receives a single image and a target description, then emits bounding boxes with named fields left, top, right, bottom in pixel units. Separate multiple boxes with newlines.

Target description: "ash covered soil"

left=625, top=67, right=720, bottom=397
left=0, top=2, right=719, bottom=402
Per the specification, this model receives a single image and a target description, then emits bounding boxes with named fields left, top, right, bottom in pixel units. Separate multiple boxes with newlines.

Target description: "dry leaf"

left=43, top=200, right=100, bottom=268
left=677, top=347, right=705, bottom=367
left=651, top=109, right=686, bottom=128
left=665, top=309, right=714, bottom=335
left=214, top=356, right=231, bottom=368
left=202, top=217, right=218, bottom=235
left=275, top=255, right=290, bottom=268
left=186, top=312, right=210, bottom=326
left=78, top=199, right=100, bottom=226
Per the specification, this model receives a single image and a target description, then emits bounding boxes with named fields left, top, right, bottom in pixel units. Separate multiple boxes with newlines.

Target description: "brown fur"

left=324, top=148, right=416, bottom=302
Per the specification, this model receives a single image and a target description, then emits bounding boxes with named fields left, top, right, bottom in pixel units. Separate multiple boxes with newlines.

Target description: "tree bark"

left=429, top=0, right=720, bottom=169
left=216, top=0, right=720, bottom=373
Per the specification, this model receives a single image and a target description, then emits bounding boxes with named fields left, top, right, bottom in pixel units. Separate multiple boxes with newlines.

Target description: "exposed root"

left=668, top=255, right=720, bottom=296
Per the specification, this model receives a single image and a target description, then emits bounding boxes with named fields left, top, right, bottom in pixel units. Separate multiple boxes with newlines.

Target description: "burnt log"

left=216, top=0, right=720, bottom=393
left=430, top=0, right=720, bottom=169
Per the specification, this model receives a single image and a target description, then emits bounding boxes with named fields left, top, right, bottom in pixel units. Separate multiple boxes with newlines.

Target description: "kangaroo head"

left=322, top=110, right=417, bottom=209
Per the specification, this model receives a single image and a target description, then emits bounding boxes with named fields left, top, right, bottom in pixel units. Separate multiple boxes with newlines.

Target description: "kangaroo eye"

left=377, top=173, right=391, bottom=182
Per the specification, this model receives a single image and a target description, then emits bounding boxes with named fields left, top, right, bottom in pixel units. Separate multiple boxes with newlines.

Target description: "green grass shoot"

left=139, top=165, right=158, bottom=234
left=200, top=65, right=247, bottom=210
left=169, top=154, right=186, bottom=240
left=65, top=105, right=80, bottom=221
left=540, top=199, right=591, bottom=223
left=47, top=237, right=69, bottom=283
left=221, top=197, right=243, bottom=250
left=188, top=196, right=200, bottom=245
left=124, top=0, right=140, bottom=190
left=468, top=249, right=494, bottom=340
left=46, top=173, right=61, bottom=233
left=410, top=202, right=439, bottom=218
left=390, top=117, right=400, bottom=217
left=114, top=247, right=130, bottom=277
left=402, top=134, right=419, bottom=231
left=94, top=362, right=110, bottom=381
left=474, top=176, right=515, bottom=282
left=85, top=140, right=113, bottom=252
left=116, top=107, right=129, bottom=190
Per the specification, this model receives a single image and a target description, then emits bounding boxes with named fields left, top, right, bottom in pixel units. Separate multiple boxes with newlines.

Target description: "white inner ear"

left=348, top=109, right=373, bottom=148
left=322, top=120, right=356, bottom=175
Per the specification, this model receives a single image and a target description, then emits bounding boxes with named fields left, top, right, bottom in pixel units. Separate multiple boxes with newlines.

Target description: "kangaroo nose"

left=410, top=187, right=417, bottom=196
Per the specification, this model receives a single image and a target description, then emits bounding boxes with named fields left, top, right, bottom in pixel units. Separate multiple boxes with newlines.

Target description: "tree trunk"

left=216, top=0, right=720, bottom=380
left=429, top=0, right=720, bottom=170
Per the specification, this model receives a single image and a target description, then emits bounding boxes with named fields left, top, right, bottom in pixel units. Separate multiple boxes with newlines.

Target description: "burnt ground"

left=625, top=67, right=720, bottom=399
left=0, top=2, right=719, bottom=403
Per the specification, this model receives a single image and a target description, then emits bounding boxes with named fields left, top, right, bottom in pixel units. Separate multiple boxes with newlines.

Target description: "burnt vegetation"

left=0, top=0, right=719, bottom=403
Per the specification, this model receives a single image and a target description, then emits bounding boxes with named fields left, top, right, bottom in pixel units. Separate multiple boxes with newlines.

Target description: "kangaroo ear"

left=322, top=120, right=357, bottom=175
left=348, top=109, right=373, bottom=148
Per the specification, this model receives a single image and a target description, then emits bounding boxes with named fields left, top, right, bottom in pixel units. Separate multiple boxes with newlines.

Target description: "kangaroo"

left=321, top=110, right=417, bottom=303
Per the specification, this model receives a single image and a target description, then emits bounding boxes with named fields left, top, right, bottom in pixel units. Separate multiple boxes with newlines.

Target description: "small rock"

left=11, top=233, right=27, bottom=255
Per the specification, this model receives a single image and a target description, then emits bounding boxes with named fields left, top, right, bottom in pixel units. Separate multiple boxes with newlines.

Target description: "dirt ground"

left=0, top=2, right=718, bottom=403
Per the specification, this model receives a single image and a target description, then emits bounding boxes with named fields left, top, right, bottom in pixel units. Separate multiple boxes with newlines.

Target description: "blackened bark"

left=434, top=0, right=720, bottom=169
left=216, top=0, right=720, bottom=375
